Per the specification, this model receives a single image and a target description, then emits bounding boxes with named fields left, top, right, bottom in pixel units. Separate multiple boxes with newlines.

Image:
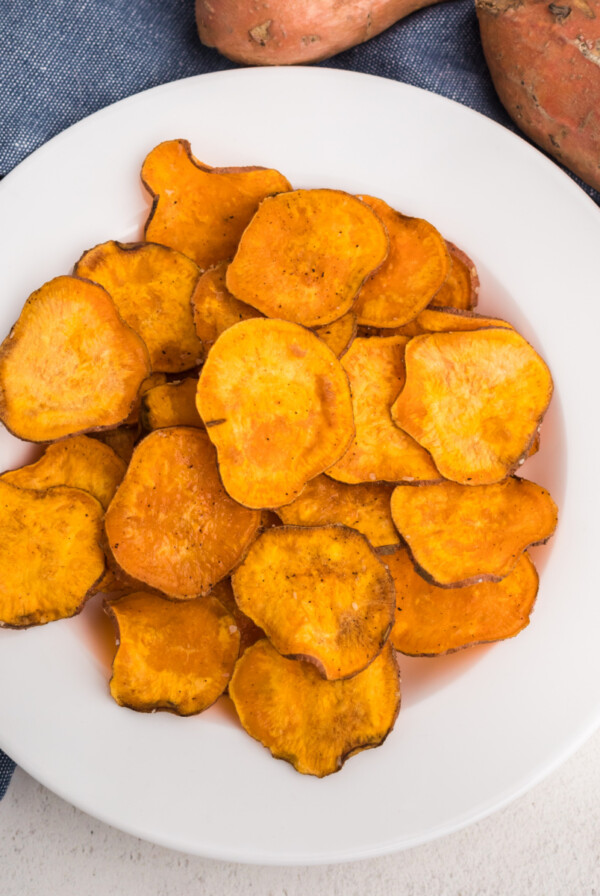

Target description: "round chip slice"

left=106, top=591, right=240, bottom=715
left=386, top=546, right=539, bottom=655
left=231, top=525, right=396, bottom=680
left=391, top=327, right=553, bottom=484
left=0, top=276, right=151, bottom=442
left=0, top=480, right=105, bottom=628
left=229, top=639, right=401, bottom=777
left=226, top=189, right=389, bottom=327
left=196, top=318, right=355, bottom=508
left=390, top=477, right=558, bottom=587
left=105, top=427, right=261, bottom=599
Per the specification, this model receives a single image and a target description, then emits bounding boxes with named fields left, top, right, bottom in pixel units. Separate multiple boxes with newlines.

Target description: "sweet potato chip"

left=191, top=260, right=261, bottom=350
left=0, top=480, right=105, bottom=627
left=210, top=577, right=264, bottom=655
left=353, top=196, right=450, bottom=327
left=314, top=311, right=357, bottom=358
left=90, top=425, right=138, bottom=464
left=140, top=377, right=203, bottom=431
left=1, top=434, right=126, bottom=509
left=0, top=276, right=150, bottom=442
left=105, top=427, right=261, bottom=598
left=387, top=546, right=539, bottom=655
left=275, top=475, right=399, bottom=551
left=232, top=525, right=395, bottom=680
left=326, top=336, right=440, bottom=484
left=106, top=591, right=240, bottom=715
left=391, top=328, right=553, bottom=484
left=357, top=308, right=512, bottom=339
left=196, top=318, right=355, bottom=508
left=229, top=639, right=401, bottom=777
left=226, top=189, right=389, bottom=327
left=125, top=373, right=169, bottom=425
left=429, top=241, right=479, bottom=311
left=142, top=139, right=291, bottom=269
left=390, top=477, right=557, bottom=586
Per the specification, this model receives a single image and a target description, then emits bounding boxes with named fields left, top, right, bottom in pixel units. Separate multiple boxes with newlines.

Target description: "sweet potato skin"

left=476, top=0, right=600, bottom=193
left=196, top=0, right=443, bottom=66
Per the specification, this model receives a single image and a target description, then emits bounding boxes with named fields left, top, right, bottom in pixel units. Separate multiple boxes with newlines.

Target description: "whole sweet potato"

left=476, top=0, right=600, bottom=193
left=196, top=0, right=443, bottom=65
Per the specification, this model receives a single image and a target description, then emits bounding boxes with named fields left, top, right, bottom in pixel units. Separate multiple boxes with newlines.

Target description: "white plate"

left=0, top=67, right=599, bottom=866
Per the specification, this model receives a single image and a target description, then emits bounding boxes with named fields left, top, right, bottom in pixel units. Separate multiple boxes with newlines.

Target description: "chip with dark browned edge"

left=232, top=525, right=395, bottom=680
left=106, top=591, right=240, bottom=715
left=386, top=546, right=539, bottom=655
left=390, top=477, right=557, bottom=586
left=429, top=241, right=479, bottom=311
left=229, top=639, right=401, bottom=777
left=0, top=479, right=105, bottom=627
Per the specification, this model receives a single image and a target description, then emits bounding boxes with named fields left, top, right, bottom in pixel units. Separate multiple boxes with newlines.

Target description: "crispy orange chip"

left=314, top=311, right=357, bottom=358
left=232, top=525, right=395, bottom=680
left=105, top=427, right=261, bottom=599
left=141, top=377, right=203, bottom=431
left=125, top=373, right=169, bottom=425
left=226, top=189, right=389, bottom=327
left=196, top=319, right=355, bottom=508
left=142, top=139, right=291, bottom=269
left=1, top=434, right=126, bottom=509
left=90, top=426, right=138, bottom=464
left=191, top=261, right=261, bottom=351
left=429, top=241, right=479, bottom=311
left=391, top=328, right=553, bottom=484
left=106, top=591, right=240, bottom=715
left=276, top=475, right=399, bottom=551
left=0, top=480, right=105, bottom=627
left=326, top=336, right=440, bottom=484
left=0, top=276, right=150, bottom=442
left=390, top=477, right=558, bottom=586
left=387, top=546, right=539, bottom=655
left=75, top=241, right=203, bottom=373
left=354, top=196, right=450, bottom=327
left=229, top=639, right=401, bottom=777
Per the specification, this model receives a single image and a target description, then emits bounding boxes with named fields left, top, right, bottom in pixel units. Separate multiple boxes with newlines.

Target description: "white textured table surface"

left=2, top=727, right=599, bottom=895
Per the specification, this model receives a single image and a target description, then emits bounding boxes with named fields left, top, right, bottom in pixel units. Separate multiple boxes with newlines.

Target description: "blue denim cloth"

left=0, top=0, right=598, bottom=799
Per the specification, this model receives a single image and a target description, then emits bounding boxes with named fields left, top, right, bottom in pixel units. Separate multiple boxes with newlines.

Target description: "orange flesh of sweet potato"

left=90, top=426, right=138, bottom=464
left=196, top=0, right=443, bottom=66
left=1, top=434, right=126, bottom=510
left=326, top=336, right=440, bottom=484
left=231, top=525, right=396, bottom=680
left=124, top=373, right=169, bottom=425
left=196, top=318, right=355, bottom=508
left=390, top=477, right=558, bottom=586
left=353, top=196, right=450, bottom=328
left=0, top=480, right=105, bottom=627
left=391, top=328, right=553, bottom=484
left=105, top=427, right=261, bottom=599
left=225, top=189, right=389, bottom=328
left=209, top=577, right=265, bottom=654
left=141, top=377, right=203, bottom=431
left=386, top=546, right=539, bottom=655
left=275, top=474, right=399, bottom=551
left=429, top=241, right=479, bottom=311
left=106, top=591, right=240, bottom=715
left=142, top=140, right=291, bottom=269
left=357, top=308, right=513, bottom=339
left=476, top=0, right=600, bottom=194
left=314, top=311, right=357, bottom=358
left=0, top=276, right=150, bottom=442
left=191, top=260, right=261, bottom=351
left=229, top=639, right=401, bottom=777
left=75, top=241, right=203, bottom=373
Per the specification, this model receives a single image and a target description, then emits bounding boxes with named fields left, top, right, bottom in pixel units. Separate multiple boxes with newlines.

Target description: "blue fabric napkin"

left=0, top=0, right=598, bottom=800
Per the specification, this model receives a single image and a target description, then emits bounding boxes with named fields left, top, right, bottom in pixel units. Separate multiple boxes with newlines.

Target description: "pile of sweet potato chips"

left=0, top=139, right=558, bottom=777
